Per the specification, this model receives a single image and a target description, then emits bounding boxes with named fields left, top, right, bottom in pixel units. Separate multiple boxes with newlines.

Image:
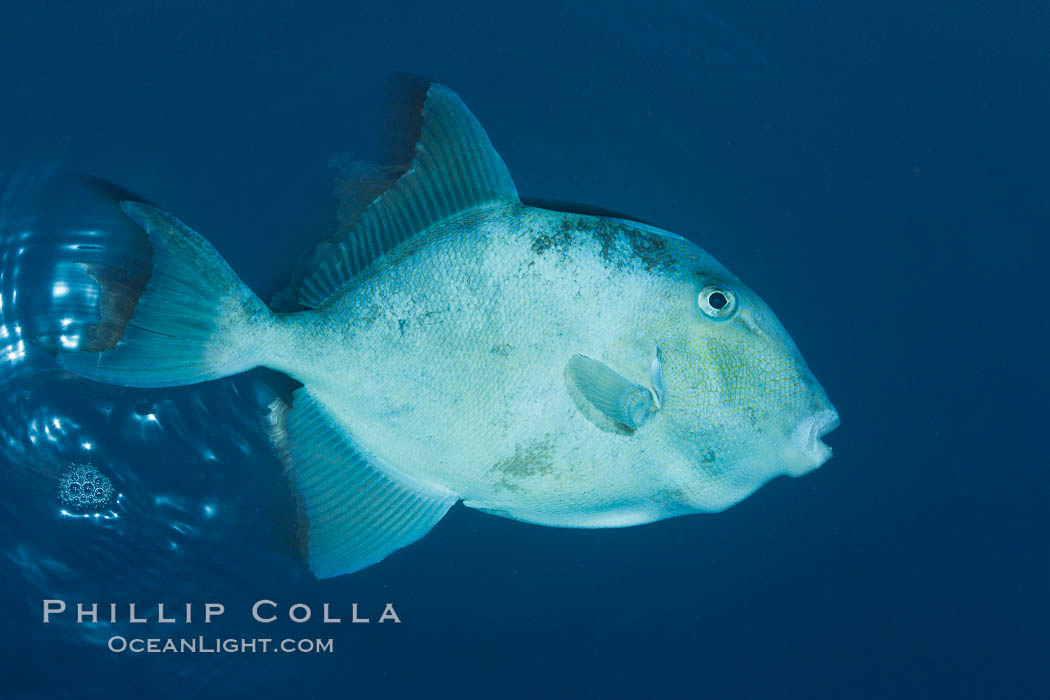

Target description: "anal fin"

left=266, top=391, right=456, bottom=578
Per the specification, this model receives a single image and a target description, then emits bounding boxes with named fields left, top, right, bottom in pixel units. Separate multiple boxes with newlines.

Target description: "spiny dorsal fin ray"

left=294, top=84, right=519, bottom=309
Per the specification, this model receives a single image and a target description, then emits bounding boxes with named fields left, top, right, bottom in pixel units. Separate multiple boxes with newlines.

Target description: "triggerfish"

left=59, top=84, right=840, bottom=577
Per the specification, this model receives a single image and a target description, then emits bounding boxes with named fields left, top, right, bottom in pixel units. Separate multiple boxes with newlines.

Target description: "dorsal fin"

left=293, top=84, right=519, bottom=309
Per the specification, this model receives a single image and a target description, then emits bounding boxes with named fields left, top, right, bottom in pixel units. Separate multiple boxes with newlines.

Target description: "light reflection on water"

left=0, top=168, right=320, bottom=696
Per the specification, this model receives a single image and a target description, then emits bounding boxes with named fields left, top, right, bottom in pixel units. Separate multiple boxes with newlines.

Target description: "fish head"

left=655, top=241, right=840, bottom=492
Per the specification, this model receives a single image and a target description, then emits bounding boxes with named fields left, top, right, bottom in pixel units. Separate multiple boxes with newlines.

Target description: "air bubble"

left=58, top=463, right=115, bottom=512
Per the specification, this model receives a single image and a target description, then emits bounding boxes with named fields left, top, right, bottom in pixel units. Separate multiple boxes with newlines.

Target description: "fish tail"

left=59, top=202, right=269, bottom=387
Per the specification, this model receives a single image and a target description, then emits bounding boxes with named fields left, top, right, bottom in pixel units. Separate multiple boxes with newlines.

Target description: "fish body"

left=60, top=85, right=839, bottom=576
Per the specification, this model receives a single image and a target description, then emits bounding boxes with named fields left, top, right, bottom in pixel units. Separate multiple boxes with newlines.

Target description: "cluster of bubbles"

left=58, top=463, right=115, bottom=513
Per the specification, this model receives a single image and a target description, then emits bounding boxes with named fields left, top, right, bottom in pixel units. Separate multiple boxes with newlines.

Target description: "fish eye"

left=698, top=285, right=737, bottom=319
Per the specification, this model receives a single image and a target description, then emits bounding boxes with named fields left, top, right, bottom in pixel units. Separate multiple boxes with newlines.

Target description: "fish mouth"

left=791, top=408, right=841, bottom=467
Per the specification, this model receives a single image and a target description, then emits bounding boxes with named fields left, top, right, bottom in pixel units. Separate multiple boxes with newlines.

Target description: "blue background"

left=0, top=1, right=1045, bottom=697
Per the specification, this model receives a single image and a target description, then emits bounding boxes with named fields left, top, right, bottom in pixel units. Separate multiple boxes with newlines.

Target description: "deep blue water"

left=0, top=1, right=1046, bottom=698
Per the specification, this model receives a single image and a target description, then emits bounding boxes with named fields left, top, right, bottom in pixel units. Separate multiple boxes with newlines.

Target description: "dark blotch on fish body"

left=490, top=438, right=557, bottom=491
left=531, top=215, right=674, bottom=272
left=627, top=231, right=674, bottom=271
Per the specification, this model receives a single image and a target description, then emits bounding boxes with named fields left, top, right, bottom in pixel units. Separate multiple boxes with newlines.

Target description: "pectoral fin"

left=566, top=354, right=657, bottom=430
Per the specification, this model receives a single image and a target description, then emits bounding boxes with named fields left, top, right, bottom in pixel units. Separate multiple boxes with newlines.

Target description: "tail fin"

left=58, top=202, right=269, bottom=388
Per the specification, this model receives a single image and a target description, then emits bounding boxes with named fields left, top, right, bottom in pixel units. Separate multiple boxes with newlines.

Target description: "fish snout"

left=786, top=407, right=840, bottom=475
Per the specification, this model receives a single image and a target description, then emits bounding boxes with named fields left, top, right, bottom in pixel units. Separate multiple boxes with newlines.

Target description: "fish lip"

left=813, top=408, right=841, bottom=441
left=792, top=408, right=841, bottom=465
